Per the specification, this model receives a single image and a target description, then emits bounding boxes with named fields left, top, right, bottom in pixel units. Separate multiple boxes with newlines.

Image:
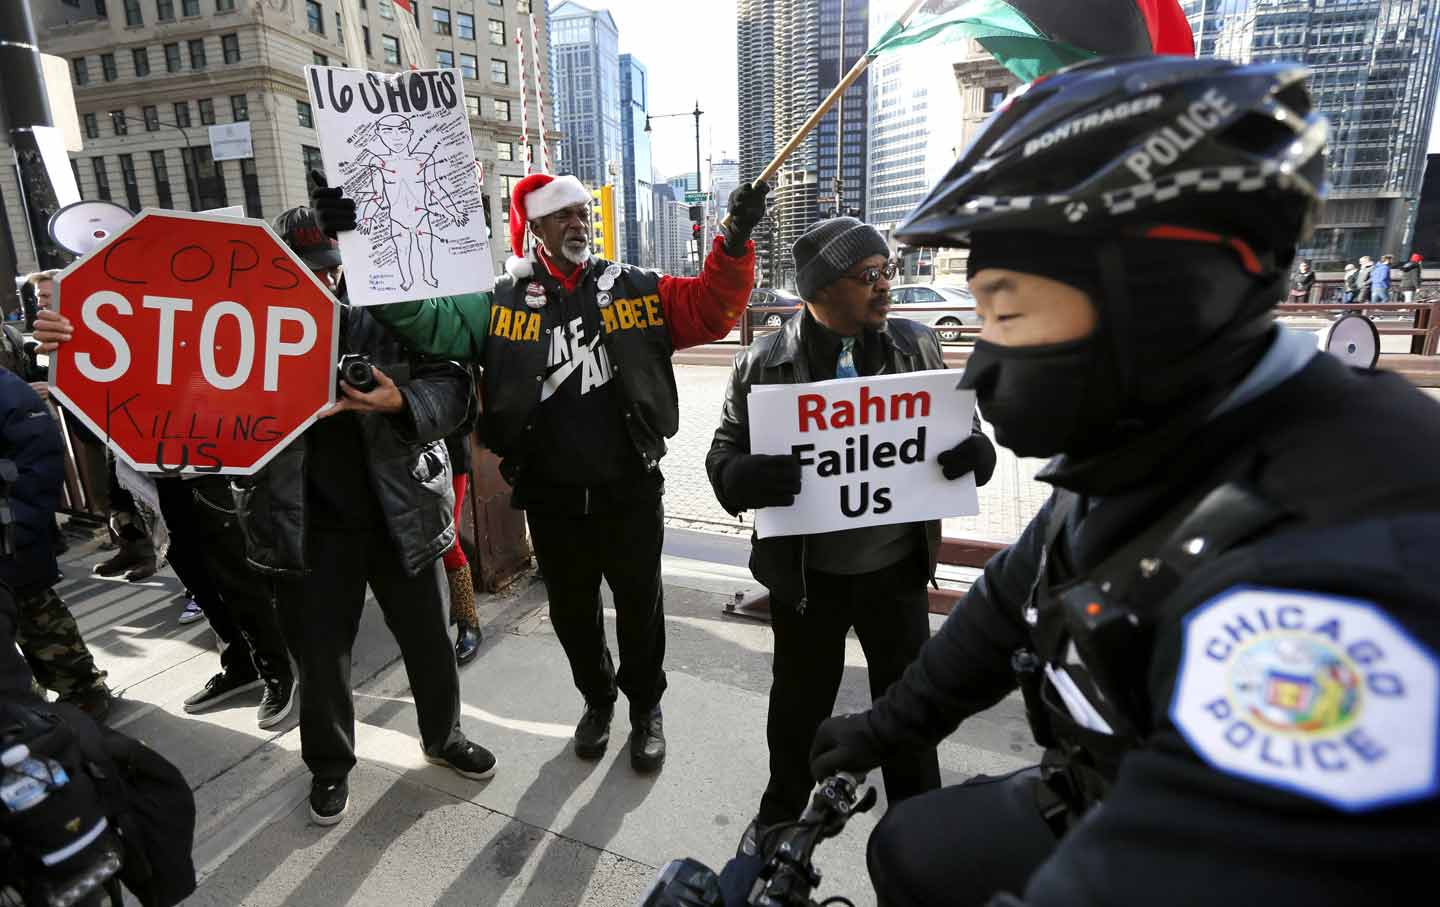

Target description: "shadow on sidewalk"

left=432, top=743, right=656, bottom=906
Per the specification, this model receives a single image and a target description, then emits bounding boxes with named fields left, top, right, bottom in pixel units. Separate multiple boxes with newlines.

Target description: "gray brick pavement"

left=665, top=364, right=1052, bottom=546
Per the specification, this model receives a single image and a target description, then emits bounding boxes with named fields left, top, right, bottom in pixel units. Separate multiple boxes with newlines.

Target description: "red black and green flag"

left=868, top=0, right=1195, bottom=82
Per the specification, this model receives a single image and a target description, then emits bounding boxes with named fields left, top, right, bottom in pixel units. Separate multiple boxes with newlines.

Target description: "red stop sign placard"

left=51, top=210, right=341, bottom=475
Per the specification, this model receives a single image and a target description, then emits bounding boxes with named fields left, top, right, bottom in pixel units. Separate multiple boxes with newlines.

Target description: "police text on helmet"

left=1123, top=89, right=1239, bottom=181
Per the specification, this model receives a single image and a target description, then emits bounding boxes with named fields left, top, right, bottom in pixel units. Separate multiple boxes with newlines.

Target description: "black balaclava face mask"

left=958, top=236, right=1116, bottom=459
left=960, top=230, right=1279, bottom=488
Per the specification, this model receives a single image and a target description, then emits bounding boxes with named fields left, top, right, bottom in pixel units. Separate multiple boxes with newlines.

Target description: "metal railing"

left=738, top=302, right=981, bottom=346
left=1275, top=299, right=1440, bottom=356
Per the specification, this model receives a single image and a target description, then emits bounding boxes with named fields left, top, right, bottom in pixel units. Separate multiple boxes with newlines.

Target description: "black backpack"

left=0, top=696, right=197, bottom=907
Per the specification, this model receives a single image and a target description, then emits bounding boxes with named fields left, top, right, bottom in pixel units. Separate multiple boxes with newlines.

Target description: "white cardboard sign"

left=304, top=65, right=494, bottom=306
left=748, top=370, right=980, bottom=539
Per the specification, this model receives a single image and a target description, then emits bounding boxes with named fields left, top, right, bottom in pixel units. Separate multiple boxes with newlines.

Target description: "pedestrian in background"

left=1371, top=253, right=1393, bottom=303
left=0, top=366, right=112, bottom=720
left=707, top=216, right=997, bottom=855
left=1288, top=259, right=1314, bottom=302
left=1341, top=262, right=1360, bottom=304
left=1357, top=255, right=1375, bottom=302
left=1401, top=252, right=1423, bottom=304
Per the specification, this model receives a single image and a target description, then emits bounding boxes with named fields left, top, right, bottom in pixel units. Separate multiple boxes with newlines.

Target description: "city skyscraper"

left=3, top=0, right=558, bottom=277
left=738, top=0, right=870, bottom=291
left=865, top=6, right=1004, bottom=249
left=652, top=183, right=694, bottom=275
left=619, top=53, right=654, bottom=266
left=550, top=1, right=625, bottom=253
left=1184, top=0, right=1440, bottom=261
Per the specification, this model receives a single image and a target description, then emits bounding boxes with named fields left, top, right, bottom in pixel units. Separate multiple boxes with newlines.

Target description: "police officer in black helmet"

left=808, top=56, right=1440, bottom=906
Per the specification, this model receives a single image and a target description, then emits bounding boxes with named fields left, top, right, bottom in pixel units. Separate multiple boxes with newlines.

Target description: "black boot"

left=455, top=622, right=482, bottom=666
left=574, top=702, right=614, bottom=760
left=629, top=705, right=666, bottom=773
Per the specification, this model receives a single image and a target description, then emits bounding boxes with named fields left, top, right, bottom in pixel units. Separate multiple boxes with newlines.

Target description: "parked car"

left=748, top=288, right=804, bottom=328
left=888, top=283, right=980, bottom=341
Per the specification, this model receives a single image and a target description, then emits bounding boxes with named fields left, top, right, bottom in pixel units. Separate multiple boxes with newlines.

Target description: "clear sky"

left=578, top=0, right=743, bottom=181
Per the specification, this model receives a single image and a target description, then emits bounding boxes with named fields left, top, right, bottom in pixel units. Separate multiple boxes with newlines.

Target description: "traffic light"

left=688, top=204, right=704, bottom=224
left=691, top=223, right=702, bottom=240
left=590, top=184, right=617, bottom=259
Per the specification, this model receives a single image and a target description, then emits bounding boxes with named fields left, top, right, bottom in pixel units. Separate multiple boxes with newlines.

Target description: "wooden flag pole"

left=723, top=0, right=928, bottom=228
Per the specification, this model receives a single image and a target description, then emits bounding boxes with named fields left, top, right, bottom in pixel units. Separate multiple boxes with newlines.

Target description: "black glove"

left=809, top=713, right=887, bottom=782
left=720, top=452, right=801, bottom=510
left=938, top=432, right=997, bottom=486
left=308, top=169, right=357, bottom=237
left=721, top=181, right=771, bottom=257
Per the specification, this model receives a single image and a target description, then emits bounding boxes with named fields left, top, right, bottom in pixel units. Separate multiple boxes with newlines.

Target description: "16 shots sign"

left=305, top=65, right=493, bottom=306
left=50, top=210, right=341, bottom=475
left=747, top=371, right=980, bottom=539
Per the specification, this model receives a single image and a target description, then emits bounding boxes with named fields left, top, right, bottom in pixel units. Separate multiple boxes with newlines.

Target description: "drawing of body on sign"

left=306, top=66, right=493, bottom=306
left=747, top=370, right=980, bottom=539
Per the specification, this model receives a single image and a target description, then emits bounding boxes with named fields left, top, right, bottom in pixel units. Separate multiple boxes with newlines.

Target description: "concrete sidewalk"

left=56, top=531, right=1039, bottom=907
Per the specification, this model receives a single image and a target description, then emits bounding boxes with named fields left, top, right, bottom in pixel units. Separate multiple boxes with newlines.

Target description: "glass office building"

left=1184, top=0, right=1440, bottom=263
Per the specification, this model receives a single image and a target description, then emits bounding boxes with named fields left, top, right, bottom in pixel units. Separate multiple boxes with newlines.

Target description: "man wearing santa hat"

left=311, top=171, right=769, bottom=773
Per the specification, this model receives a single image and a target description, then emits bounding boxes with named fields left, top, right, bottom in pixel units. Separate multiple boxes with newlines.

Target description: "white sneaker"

left=177, top=597, right=206, bottom=625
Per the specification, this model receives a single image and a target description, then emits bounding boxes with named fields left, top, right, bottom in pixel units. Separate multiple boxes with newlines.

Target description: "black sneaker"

left=183, top=672, right=262, bottom=714
left=629, top=706, right=666, bottom=773
left=92, top=548, right=150, bottom=578
left=573, top=703, right=613, bottom=760
left=308, top=777, right=348, bottom=826
left=256, top=676, right=296, bottom=730
left=424, top=739, right=497, bottom=780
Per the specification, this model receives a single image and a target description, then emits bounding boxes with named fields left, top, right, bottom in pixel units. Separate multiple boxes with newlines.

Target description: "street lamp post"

left=645, top=101, right=705, bottom=269
left=116, top=114, right=203, bottom=211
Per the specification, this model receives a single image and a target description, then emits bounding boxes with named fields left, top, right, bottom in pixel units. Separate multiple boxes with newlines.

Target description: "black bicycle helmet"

left=896, top=55, right=1327, bottom=271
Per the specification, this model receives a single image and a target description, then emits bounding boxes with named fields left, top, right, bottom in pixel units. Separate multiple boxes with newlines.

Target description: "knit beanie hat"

left=792, top=217, right=890, bottom=300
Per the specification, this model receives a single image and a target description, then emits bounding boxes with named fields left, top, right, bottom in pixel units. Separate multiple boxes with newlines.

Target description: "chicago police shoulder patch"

left=1171, top=585, right=1439, bottom=812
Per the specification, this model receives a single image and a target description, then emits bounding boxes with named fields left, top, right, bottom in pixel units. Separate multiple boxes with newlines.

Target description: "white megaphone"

left=46, top=200, right=135, bottom=256
left=1318, top=312, right=1381, bottom=370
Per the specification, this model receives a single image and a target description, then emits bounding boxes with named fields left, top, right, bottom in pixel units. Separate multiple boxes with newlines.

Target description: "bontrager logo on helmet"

left=1023, top=94, right=1163, bottom=158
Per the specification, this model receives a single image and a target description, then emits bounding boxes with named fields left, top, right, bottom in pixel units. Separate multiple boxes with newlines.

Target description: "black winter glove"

left=721, top=181, right=771, bottom=257
left=938, top=432, right=997, bottom=486
left=721, top=452, right=802, bottom=510
left=308, top=169, right=357, bottom=237
left=809, top=713, right=887, bottom=782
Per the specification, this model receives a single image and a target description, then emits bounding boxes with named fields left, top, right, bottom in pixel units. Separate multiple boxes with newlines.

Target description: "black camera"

left=337, top=354, right=378, bottom=394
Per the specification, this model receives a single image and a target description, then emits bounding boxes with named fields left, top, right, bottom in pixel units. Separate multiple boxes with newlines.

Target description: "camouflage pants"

left=13, top=585, right=109, bottom=699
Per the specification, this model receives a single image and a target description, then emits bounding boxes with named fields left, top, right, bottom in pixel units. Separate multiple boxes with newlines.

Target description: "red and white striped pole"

left=516, top=29, right=531, bottom=175
left=529, top=13, right=551, bottom=174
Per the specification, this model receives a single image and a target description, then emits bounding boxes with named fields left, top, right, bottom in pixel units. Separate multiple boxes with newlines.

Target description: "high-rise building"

left=652, top=183, right=693, bottom=275
left=3, top=0, right=558, bottom=277
left=667, top=172, right=699, bottom=196
left=710, top=157, right=741, bottom=223
left=550, top=2, right=624, bottom=254
left=865, top=5, right=998, bottom=249
left=619, top=53, right=654, bottom=266
left=1184, top=0, right=1440, bottom=262
left=738, top=0, right=869, bottom=291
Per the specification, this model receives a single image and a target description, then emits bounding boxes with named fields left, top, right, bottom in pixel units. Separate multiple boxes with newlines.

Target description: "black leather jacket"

left=707, top=314, right=956, bottom=604
left=233, top=304, right=473, bottom=577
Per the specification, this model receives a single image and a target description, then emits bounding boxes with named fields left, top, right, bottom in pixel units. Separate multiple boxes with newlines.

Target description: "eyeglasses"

left=844, top=262, right=899, bottom=285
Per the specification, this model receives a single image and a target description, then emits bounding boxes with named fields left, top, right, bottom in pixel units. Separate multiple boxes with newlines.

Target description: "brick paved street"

left=665, top=364, right=1052, bottom=546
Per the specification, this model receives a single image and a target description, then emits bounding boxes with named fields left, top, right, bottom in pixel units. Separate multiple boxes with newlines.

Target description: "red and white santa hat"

left=507, top=173, right=591, bottom=279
